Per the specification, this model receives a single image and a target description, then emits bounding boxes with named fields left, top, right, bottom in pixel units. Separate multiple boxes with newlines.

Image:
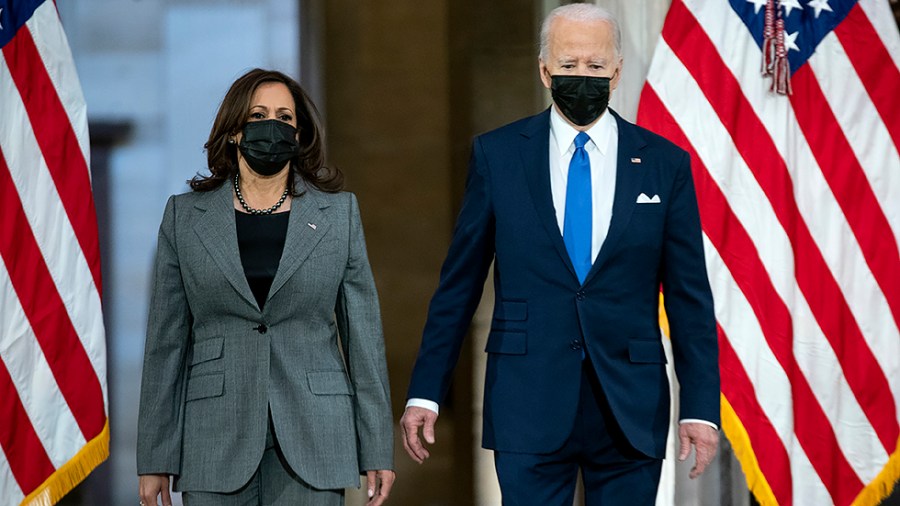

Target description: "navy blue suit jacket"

left=408, top=108, right=719, bottom=459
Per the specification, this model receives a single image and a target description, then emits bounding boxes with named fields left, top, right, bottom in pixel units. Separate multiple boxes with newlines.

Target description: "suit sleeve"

left=406, top=137, right=496, bottom=404
left=136, top=195, right=192, bottom=476
left=335, top=193, right=394, bottom=472
left=661, top=151, right=721, bottom=426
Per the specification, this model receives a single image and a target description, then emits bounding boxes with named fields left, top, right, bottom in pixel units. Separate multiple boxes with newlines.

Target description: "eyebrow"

left=556, top=56, right=609, bottom=65
left=249, top=105, right=295, bottom=114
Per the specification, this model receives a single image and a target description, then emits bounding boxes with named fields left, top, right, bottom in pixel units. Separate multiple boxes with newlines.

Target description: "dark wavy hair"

left=189, top=68, right=343, bottom=193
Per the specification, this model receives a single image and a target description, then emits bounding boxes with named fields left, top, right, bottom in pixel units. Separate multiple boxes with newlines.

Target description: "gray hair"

left=539, top=3, right=622, bottom=61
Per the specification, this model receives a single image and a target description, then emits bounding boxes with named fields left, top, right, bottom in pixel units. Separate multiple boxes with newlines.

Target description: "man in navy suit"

left=401, top=4, right=720, bottom=504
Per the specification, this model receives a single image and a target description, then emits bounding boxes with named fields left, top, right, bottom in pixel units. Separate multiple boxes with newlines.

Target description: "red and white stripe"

left=0, top=0, right=108, bottom=503
left=638, top=0, right=900, bottom=504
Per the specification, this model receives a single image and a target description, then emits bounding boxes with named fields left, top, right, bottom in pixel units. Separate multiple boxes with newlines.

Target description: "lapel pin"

left=631, top=157, right=642, bottom=164
left=307, top=223, right=317, bottom=230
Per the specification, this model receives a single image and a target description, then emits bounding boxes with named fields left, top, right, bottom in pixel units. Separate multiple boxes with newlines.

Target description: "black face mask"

left=238, top=120, right=299, bottom=176
left=550, top=75, right=611, bottom=127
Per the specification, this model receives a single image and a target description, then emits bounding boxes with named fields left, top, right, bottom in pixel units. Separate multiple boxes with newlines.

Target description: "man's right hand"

left=139, top=474, right=171, bottom=506
left=400, top=406, right=438, bottom=464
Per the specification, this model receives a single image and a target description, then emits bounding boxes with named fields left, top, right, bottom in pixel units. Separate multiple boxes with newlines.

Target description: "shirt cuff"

left=678, top=418, right=718, bottom=430
left=406, top=398, right=439, bottom=415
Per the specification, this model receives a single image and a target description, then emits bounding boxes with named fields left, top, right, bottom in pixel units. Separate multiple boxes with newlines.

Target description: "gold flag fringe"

left=662, top=295, right=899, bottom=504
left=724, top=395, right=900, bottom=505
left=20, top=420, right=109, bottom=506
left=851, top=437, right=900, bottom=506
left=721, top=396, right=779, bottom=505
left=658, top=294, right=670, bottom=338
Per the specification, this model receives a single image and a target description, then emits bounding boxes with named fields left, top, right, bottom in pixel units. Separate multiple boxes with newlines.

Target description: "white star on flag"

left=807, top=0, right=834, bottom=18
left=782, top=0, right=804, bottom=16
left=0, top=8, right=4, bottom=30
left=785, top=31, right=800, bottom=52
left=747, top=0, right=767, bottom=15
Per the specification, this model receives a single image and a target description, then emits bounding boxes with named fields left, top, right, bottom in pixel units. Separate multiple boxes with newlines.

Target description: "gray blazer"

left=136, top=182, right=393, bottom=492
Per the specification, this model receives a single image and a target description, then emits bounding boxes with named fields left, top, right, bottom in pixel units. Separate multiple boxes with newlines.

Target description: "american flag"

left=0, top=0, right=109, bottom=504
left=637, top=0, right=899, bottom=504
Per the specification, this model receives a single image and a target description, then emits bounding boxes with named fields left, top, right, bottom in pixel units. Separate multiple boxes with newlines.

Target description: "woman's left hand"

left=365, top=469, right=395, bottom=505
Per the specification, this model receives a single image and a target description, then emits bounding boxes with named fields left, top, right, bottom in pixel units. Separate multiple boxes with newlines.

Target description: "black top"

left=235, top=210, right=290, bottom=310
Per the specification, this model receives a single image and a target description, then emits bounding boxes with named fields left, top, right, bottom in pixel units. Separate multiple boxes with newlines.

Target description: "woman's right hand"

left=139, top=474, right=171, bottom=506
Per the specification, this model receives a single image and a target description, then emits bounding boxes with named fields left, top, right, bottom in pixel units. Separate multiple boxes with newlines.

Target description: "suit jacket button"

left=576, top=291, right=585, bottom=300
left=255, top=324, right=268, bottom=334
left=570, top=340, right=582, bottom=350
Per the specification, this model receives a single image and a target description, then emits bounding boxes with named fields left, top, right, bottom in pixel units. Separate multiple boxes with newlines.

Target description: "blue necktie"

left=563, top=132, right=592, bottom=284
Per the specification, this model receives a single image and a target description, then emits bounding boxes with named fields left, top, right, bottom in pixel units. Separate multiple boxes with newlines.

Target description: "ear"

left=539, top=59, right=552, bottom=90
left=610, top=58, right=624, bottom=91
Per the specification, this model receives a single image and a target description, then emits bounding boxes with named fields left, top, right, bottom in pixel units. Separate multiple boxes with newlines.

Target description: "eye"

left=279, top=114, right=294, bottom=122
left=249, top=112, right=266, bottom=120
left=561, top=64, right=575, bottom=70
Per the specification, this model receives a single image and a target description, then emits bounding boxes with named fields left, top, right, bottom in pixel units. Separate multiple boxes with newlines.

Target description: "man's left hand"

left=677, top=422, right=719, bottom=479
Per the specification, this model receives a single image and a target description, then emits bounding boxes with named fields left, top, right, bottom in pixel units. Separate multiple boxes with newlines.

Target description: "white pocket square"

left=636, top=193, right=661, bottom=204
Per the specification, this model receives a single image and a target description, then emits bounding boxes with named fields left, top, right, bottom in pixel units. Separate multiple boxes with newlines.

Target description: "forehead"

left=249, top=81, right=295, bottom=108
left=547, top=17, right=616, bottom=59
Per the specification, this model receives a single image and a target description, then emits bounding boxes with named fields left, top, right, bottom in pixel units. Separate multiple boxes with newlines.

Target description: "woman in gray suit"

left=137, top=68, right=394, bottom=506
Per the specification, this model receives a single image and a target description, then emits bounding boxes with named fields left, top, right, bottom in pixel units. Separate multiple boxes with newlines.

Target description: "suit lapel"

left=583, top=111, right=647, bottom=286
left=520, top=109, right=579, bottom=281
left=192, top=183, right=259, bottom=309
left=266, top=188, right=331, bottom=304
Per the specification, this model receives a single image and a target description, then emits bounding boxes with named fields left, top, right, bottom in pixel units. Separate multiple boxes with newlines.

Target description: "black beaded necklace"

left=233, top=174, right=290, bottom=215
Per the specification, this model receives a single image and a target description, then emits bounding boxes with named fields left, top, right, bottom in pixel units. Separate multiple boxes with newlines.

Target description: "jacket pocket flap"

left=494, top=301, right=527, bottom=321
left=190, top=338, right=224, bottom=366
left=485, top=331, right=527, bottom=355
left=308, top=371, right=352, bottom=395
left=628, top=339, right=666, bottom=364
left=186, top=373, right=224, bottom=401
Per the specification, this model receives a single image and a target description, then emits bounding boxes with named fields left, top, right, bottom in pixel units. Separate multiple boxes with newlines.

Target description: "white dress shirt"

left=408, top=108, right=717, bottom=431
left=548, top=105, right=617, bottom=260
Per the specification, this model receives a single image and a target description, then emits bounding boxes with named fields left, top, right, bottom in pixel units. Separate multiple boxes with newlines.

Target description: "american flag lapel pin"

left=307, top=223, right=317, bottom=230
left=631, top=157, right=642, bottom=164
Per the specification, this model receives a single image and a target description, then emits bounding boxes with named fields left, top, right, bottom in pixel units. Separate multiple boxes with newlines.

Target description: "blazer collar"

left=582, top=109, right=648, bottom=286
left=266, top=185, right=332, bottom=302
left=520, top=108, right=579, bottom=281
left=192, top=183, right=257, bottom=308
left=191, top=181, right=332, bottom=312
